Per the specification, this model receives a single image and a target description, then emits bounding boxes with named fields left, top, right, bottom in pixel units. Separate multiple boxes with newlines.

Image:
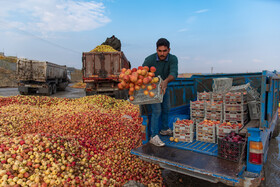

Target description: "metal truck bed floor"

left=160, top=135, right=218, bottom=156
left=132, top=143, right=243, bottom=183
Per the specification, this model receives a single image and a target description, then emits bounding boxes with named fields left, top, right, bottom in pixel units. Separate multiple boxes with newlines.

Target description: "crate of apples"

left=216, top=122, right=242, bottom=139
left=118, top=66, right=163, bottom=104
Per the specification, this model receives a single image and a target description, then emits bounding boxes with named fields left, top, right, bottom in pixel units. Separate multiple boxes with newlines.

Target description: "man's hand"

left=160, top=75, right=175, bottom=95
left=160, top=79, right=168, bottom=95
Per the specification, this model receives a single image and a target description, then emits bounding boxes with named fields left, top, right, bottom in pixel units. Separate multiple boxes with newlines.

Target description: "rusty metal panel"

left=82, top=52, right=130, bottom=79
left=84, top=54, right=95, bottom=78
left=112, top=53, right=121, bottom=75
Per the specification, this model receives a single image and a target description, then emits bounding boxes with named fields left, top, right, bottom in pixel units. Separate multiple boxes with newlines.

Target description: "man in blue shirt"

left=142, top=38, right=178, bottom=146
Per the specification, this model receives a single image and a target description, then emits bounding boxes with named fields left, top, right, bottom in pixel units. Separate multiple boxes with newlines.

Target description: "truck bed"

left=132, top=143, right=244, bottom=185
left=17, top=59, right=67, bottom=82
left=131, top=120, right=259, bottom=185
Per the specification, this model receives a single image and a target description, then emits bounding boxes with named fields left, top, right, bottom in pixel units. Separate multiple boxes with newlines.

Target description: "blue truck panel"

left=132, top=70, right=280, bottom=186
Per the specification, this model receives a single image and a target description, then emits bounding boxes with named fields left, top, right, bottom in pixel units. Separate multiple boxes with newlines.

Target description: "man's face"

left=157, top=46, right=170, bottom=61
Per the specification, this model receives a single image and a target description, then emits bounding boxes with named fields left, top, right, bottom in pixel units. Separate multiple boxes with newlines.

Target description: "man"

left=142, top=38, right=178, bottom=146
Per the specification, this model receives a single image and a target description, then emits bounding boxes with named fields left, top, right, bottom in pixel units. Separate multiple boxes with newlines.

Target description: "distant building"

left=0, top=52, right=4, bottom=56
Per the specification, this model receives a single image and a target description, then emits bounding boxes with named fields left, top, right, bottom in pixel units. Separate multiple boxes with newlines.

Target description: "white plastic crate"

left=212, top=93, right=224, bottom=101
left=130, top=76, right=163, bottom=105
left=213, top=78, right=233, bottom=93
left=216, top=124, right=239, bottom=139
left=205, top=111, right=223, bottom=122
left=191, top=109, right=205, bottom=118
left=173, top=132, right=194, bottom=142
left=190, top=100, right=206, bottom=110
left=230, top=83, right=260, bottom=101
left=248, top=101, right=260, bottom=120
left=224, top=111, right=248, bottom=121
left=224, top=92, right=247, bottom=104
left=223, top=119, right=249, bottom=126
left=206, top=101, right=223, bottom=111
left=196, top=121, right=216, bottom=143
left=173, top=122, right=194, bottom=134
left=224, top=103, right=248, bottom=112
left=196, top=134, right=215, bottom=143
left=173, top=120, right=195, bottom=142
left=197, top=92, right=212, bottom=101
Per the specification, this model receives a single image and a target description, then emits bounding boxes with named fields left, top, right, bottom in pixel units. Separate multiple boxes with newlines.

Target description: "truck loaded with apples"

left=128, top=70, right=280, bottom=186
left=82, top=40, right=130, bottom=98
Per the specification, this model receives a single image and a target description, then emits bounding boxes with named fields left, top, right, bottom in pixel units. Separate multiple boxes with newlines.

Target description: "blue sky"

left=0, top=0, right=280, bottom=74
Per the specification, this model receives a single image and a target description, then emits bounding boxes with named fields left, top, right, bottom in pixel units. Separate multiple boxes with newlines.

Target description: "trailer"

left=17, top=59, right=69, bottom=95
left=82, top=51, right=130, bottom=99
left=132, top=70, right=280, bottom=186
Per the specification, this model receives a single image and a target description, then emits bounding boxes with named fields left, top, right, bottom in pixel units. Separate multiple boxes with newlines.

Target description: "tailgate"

left=17, top=59, right=46, bottom=82
left=132, top=143, right=245, bottom=186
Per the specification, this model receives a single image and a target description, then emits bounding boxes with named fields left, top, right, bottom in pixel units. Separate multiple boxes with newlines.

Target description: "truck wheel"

left=19, top=91, right=26, bottom=95
left=52, top=84, right=57, bottom=94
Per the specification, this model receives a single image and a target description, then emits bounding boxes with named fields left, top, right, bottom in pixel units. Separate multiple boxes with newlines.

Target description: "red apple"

left=125, top=69, right=132, bottom=75
left=150, top=66, right=156, bottom=73
left=129, top=96, right=135, bottom=101
left=149, top=91, right=155, bottom=97
left=143, top=66, right=150, bottom=71
left=135, top=85, right=141, bottom=91
left=143, top=90, right=149, bottom=95
left=130, top=75, right=138, bottom=83
left=141, top=69, right=147, bottom=76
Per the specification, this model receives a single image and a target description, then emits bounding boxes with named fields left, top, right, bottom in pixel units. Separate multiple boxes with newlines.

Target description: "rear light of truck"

left=249, top=141, right=263, bottom=165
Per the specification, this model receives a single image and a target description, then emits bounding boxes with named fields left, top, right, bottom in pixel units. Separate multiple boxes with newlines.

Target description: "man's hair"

left=156, top=38, right=170, bottom=49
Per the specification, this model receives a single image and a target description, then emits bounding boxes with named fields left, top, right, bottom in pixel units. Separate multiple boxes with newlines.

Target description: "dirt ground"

left=0, top=67, right=17, bottom=87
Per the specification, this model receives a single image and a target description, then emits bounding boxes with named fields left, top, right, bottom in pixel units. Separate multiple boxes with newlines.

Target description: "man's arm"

left=161, top=56, right=178, bottom=94
left=160, top=75, right=175, bottom=94
left=160, top=75, right=175, bottom=95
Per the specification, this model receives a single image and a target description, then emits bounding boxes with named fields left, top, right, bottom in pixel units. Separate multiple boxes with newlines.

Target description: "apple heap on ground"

left=117, top=66, right=159, bottom=101
left=0, top=95, right=163, bottom=186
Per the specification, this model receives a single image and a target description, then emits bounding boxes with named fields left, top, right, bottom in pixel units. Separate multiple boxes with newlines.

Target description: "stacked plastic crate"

left=223, top=92, right=249, bottom=126
left=216, top=122, right=242, bottom=140
left=205, top=93, right=224, bottom=122
left=191, top=92, right=211, bottom=124
left=196, top=120, right=218, bottom=143
left=173, top=119, right=195, bottom=142
left=190, top=100, right=206, bottom=124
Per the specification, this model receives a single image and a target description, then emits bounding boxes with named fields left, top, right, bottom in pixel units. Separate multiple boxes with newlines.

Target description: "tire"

left=52, top=84, right=57, bottom=94
left=19, top=91, right=26, bottom=95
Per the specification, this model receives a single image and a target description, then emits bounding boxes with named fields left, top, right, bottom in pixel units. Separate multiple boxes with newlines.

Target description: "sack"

left=102, top=35, right=121, bottom=51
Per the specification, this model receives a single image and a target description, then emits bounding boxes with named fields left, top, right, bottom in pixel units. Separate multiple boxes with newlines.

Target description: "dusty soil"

left=0, top=67, right=17, bottom=88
